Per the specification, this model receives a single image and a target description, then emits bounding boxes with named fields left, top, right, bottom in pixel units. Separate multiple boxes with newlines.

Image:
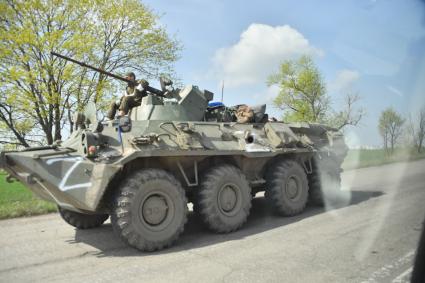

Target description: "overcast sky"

left=143, top=0, right=425, bottom=147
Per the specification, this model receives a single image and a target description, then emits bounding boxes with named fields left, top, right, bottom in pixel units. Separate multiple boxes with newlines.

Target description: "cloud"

left=329, top=69, right=360, bottom=92
left=211, top=24, right=323, bottom=88
left=386, top=85, right=403, bottom=97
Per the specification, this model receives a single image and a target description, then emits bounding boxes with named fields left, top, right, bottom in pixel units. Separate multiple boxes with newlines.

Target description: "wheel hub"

left=286, top=176, right=300, bottom=199
left=218, top=184, right=238, bottom=212
left=142, top=195, right=168, bottom=225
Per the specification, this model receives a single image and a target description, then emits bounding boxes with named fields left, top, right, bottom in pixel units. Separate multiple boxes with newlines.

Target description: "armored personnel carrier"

left=0, top=54, right=347, bottom=251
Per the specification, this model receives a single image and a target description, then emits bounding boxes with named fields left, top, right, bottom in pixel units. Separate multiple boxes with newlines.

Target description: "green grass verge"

left=342, top=148, right=425, bottom=170
left=0, top=172, right=57, bottom=220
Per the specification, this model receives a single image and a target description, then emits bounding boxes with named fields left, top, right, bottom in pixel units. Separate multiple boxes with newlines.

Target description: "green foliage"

left=0, top=0, right=181, bottom=145
left=0, top=171, right=57, bottom=219
left=378, top=108, right=404, bottom=152
left=268, top=55, right=329, bottom=123
left=268, top=56, right=364, bottom=130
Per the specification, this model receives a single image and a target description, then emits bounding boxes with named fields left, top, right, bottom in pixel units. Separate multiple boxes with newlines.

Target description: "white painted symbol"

left=46, top=156, right=92, bottom=191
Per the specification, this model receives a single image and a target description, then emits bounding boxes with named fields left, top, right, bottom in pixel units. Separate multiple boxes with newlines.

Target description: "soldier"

left=107, top=72, right=149, bottom=119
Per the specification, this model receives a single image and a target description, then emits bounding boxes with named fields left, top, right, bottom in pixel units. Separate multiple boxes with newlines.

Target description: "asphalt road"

left=1, top=159, right=424, bottom=283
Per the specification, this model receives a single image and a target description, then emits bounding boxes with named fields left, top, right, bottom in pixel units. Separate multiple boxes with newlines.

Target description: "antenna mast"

left=221, top=80, right=224, bottom=102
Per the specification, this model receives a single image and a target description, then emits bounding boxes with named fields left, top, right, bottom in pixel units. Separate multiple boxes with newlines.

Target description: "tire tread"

left=265, top=159, right=309, bottom=216
left=58, top=207, right=108, bottom=229
left=111, top=169, right=188, bottom=252
left=194, top=165, right=251, bottom=233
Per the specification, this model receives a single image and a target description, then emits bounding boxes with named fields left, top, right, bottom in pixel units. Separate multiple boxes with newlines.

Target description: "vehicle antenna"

left=221, top=80, right=224, bottom=103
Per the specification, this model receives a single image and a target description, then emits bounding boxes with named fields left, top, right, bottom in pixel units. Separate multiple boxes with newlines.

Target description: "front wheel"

left=58, top=207, right=108, bottom=229
left=111, top=169, right=188, bottom=252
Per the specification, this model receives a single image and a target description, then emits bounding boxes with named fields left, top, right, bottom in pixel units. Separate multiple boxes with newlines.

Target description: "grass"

left=0, top=148, right=424, bottom=220
left=0, top=171, right=57, bottom=220
left=342, top=147, right=425, bottom=170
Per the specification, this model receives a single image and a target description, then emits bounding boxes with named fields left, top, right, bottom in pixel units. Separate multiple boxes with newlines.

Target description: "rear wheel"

left=111, top=169, right=188, bottom=252
left=194, top=164, right=252, bottom=233
left=308, top=157, right=342, bottom=206
left=58, top=207, right=108, bottom=229
left=265, top=159, right=309, bottom=216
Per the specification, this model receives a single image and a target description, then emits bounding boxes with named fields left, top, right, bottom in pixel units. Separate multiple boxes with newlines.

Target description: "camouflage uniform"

left=107, top=79, right=149, bottom=119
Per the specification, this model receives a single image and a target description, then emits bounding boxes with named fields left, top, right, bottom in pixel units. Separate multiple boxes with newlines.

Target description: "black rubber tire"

left=265, top=159, right=309, bottom=216
left=194, top=165, right=252, bottom=233
left=308, top=157, right=342, bottom=206
left=308, top=170, right=324, bottom=205
left=111, top=169, right=188, bottom=252
left=58, top=207, right=108, bottom=229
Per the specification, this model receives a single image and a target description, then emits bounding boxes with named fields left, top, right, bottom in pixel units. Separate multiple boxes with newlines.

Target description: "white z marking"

left=46, top=156, right=92, bottom=191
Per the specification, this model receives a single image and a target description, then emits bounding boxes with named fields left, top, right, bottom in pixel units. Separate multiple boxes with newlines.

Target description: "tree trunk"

left=390, top=135, right=395, bottom=154
left=68, top=107, right=74, bottom=134
left=54, top=102, right=62, bottom=142
left=45, top=127, right=54, bottom=145
left=383, top=132, right=388, bottom=152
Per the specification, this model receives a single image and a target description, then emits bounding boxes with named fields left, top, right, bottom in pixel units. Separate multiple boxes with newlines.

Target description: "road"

left=1, top=159, right=424, bottom=283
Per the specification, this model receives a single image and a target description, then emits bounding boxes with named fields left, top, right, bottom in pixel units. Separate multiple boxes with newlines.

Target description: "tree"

left=268, top=55, right=329, bottom=123
left=378, top=108, right=404, bottom=153
left=408, top=107, right=425, bottom=153
left=0, top=0, right=180, bottom=146
left=329, top=92, right=364, bottom=130
left=267, top=55, right=363, bottom=129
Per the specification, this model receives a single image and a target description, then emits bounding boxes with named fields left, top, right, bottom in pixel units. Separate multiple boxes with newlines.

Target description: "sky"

left=143, top=0, right=425, bottom=148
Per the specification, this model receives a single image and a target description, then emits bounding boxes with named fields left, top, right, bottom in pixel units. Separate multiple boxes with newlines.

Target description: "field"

left=0, top=171, right=57, bottom=219
left=0, top=148, right=424, bottom=219
left=342, top=147, right=425, bottom=170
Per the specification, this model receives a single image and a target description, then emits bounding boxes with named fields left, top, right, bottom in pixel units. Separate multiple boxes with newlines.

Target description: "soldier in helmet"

left=107, top=72, right=149, bottom=119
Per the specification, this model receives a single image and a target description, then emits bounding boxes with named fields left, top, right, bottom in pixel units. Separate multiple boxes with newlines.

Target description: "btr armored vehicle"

left=0, top=55, right=347, bottom=251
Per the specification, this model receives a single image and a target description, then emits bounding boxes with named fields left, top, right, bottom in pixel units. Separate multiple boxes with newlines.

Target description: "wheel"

left=194, top=164, right=252, bottom=233
left=308, top=170, right=324, bottom=205
left=265, top=159, right=309, bottom=216
left=308, top=157, right=342, bottom=206
left=58, top=207, right=108, bottom=229
left=111, top=169, right=188, bottom=252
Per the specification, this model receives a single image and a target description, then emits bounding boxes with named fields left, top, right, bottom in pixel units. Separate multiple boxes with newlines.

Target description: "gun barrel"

left=51, top=52, right=131, bottom=83
left=51, top=52, right=164, bottom=96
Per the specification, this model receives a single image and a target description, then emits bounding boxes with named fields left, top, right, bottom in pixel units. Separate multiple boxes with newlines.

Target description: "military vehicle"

left=0, top=54, right=347, bottom=251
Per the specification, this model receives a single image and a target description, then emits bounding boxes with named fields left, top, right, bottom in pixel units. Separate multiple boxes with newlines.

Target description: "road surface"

left=1, top=159, right=424, bottom=282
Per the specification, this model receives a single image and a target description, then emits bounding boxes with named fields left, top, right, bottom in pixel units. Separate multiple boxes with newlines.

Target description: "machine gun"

left=51, top=52, right=165, bottom=97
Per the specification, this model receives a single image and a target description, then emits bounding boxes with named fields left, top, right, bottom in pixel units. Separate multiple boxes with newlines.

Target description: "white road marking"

left=361, top=250, right=414, bottom=283
left=392, top=267, right=413, bottom=283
